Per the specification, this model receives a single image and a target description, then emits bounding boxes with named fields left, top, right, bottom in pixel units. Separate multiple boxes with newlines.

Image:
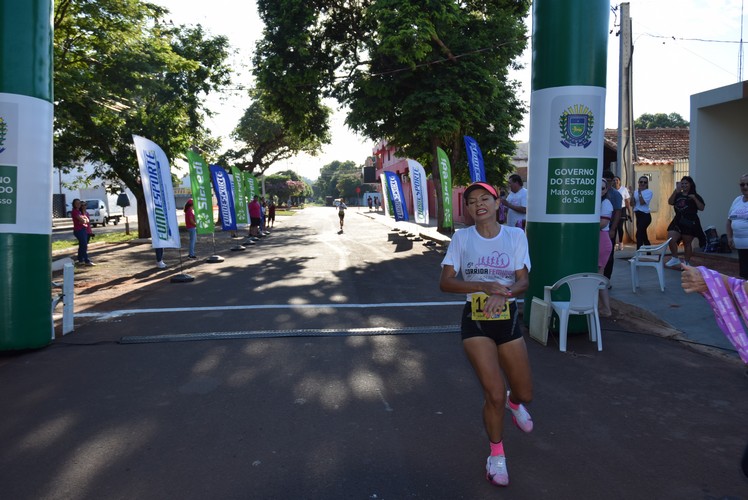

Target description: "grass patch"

left=276, top=209, right=295, bottom=216
left=52, top=231, right=138, bottom=251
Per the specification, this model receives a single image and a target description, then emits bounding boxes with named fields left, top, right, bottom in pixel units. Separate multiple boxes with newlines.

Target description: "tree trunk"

left=136, top=194, right=151, bottom=239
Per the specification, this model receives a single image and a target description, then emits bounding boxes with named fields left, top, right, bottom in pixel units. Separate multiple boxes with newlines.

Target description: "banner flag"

left=407, top=159, right=429, bottom=224
left=245, top=174, right=257, bottom=201
left=384, top=171, right=409, bottom=222
left=186, top=149, right=215, bottom=235
left=210, top=165, right=237, bottom=231
left=464, top=135, right=486, bottom=182
left=436, top=147, right=454, bottom=228
left=231, top=167, right=249, bottom=226
left=380, top=175, right=391, bottom=218
left=132, top=135, right=180, bottom=248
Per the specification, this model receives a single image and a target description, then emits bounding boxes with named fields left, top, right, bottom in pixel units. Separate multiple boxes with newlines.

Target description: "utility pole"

left=617, top=3, right=635, bottom=189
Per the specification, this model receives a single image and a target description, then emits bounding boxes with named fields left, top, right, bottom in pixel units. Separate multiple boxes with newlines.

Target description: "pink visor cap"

left=463, top=182, right=498, bottom=200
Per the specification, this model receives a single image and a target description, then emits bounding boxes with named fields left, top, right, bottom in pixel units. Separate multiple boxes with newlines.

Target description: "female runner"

left=439, top=182, right=533, bottom=487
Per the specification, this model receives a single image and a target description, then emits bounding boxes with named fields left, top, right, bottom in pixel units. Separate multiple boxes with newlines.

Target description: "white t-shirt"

left=505, top=187, right=528, bottom=228
left=728, top=196, right=748, bottom=249
left=633, top=189, right=653, bottom=214
left=600, top=198, right=613, bottom=232
left=618, top=186, right=630, bottom=208
left=441, top=225, right=531, bottom=301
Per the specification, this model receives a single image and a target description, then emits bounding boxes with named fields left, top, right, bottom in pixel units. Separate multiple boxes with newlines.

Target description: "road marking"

left=118, top=325, right=461, bottom=344
left=76, top=301, right=466, bottom=320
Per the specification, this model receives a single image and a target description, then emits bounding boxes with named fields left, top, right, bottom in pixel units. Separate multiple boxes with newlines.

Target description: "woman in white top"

left=599, top=180, right=613, bottom=316
left=613, top=176, right=630, bottom=250
left=632, top=176, right=654, bottom=249
left=727, top=174, right=748, bottom=278
left=440, top=182, right=533, bottom=487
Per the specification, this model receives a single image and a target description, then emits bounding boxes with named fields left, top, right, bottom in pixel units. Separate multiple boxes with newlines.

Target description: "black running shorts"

left=460, top=301, right=522, bottom=345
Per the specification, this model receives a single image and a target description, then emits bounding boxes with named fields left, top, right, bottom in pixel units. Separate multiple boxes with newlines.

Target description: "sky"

left=155, top=0, right=747, bottom=180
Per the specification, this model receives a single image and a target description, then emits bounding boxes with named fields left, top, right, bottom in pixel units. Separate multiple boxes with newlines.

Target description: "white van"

left=85, top=199, right=110, bottom=226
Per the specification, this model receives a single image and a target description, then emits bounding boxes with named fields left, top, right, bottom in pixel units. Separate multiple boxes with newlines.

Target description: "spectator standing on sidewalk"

left=80, top=201, right=94, bottom=243
left=248, top=195, right=262, bottom=239
left=260, top=197, right=267, bottom=235
left=602, top=170, right=622, bottom=279
left=632, top=176, right=654, bottom=249
left=71, top=198, right=94, bottom=266
left=154, top=248, right=167, bottom=269
left=598, top=180, right=613, bottom=316
left=500, top=174, right=527, bottom=229
left=439, top=182, right=533, bottom=488
left=267, top=199, right=276, bottom=229
left=727, top=174, right=748, bottom=279
left=614, top=176, right=631, bottom=250
left=185, top=199, right=197, bottom=259
left=666, top=176, right=705, bottom=267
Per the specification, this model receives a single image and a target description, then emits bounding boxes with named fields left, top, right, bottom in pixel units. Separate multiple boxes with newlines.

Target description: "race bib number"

left=471, top=293, right=511, bottom=321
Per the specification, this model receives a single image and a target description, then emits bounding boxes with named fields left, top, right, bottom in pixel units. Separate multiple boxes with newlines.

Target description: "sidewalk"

left=361, top=210, right=743, bottom=364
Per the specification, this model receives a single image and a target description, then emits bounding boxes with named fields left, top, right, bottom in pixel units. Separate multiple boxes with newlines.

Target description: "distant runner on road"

left=338, top=199, right=348, bottom=230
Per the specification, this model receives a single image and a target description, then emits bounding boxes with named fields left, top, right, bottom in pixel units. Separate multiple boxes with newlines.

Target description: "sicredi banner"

left=133, top=135, right=180, bottom=248
left=384, top=171, right=409, bottom=222
left=0, top=94, right=52, bottom=233
left=210, top=165, right=237, bottom=231
left=527, top=86, right=605, bottom=224
left=245, top=174, right=256, bottom=201
left=186, top=149, right=215, bottom=235
left=407, top=159, right=429, bottom=224
left=436, top=147, right=453, bottom=228
left=231, top=167, right=248, bottom=226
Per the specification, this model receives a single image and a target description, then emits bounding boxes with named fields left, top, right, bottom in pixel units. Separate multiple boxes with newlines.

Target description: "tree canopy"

left=634, top=112, right=689, bottom=129
left=53, top=0, right=233, bottom=236
left=313, top=160, right=374, bottom=201
left=253, top=0, right=530, bottom=231
left=219, top=90, right=329, bottom=176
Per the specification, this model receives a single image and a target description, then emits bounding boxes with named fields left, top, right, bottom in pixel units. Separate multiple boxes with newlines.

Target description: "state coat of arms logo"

left=0, top=116, right=7, bottom=154
left=559, top=104, right=594, bottom=148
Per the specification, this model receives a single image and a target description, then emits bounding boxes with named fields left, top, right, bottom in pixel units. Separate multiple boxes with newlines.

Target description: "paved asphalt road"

left=3, top=207, right=748, bottom=499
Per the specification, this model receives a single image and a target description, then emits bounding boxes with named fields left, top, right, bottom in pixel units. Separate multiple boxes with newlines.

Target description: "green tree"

left=634, top=112, right=689, bottom=129
left=219, top=90, right=329, bottom=176
left=313, top=160, right=360, bottom=200
left=336, top=174, right=362, bottom=200
left=253, top=1, right=333, bottom=145
left=53, top=0, right=233, bottom=237
left=254, top=0, right=529, bottom=232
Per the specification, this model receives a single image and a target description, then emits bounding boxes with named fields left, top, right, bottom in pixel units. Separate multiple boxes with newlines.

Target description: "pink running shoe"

left=486, top=455, right=509, bottom=486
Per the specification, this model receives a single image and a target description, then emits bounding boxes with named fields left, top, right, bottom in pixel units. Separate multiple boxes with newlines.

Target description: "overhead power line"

left=638, top=33, right=742, bottom=44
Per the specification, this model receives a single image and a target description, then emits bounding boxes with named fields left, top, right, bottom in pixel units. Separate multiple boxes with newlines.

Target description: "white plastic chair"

left=543, top=273, right=610, bottom=352
left=629, top=238, right=672, bottom=293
